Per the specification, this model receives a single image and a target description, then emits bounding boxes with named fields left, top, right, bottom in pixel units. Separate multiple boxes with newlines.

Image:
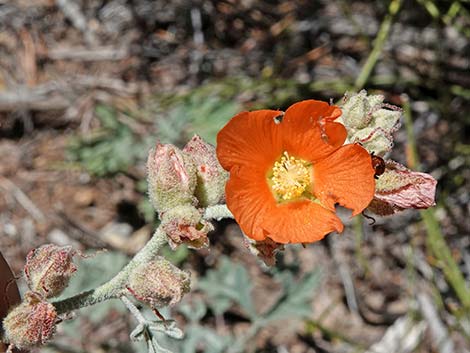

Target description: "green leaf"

left=264, top=269, right=321, bottom=322
left=178, top=299, right=207, bottom=322
left=181, top=326, right=233, bottom=353
left=198, top=256, right=255, bottom=318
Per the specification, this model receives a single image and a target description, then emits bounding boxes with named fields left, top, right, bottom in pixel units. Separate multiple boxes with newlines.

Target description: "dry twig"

left=0, top=176, right=45, bottom=222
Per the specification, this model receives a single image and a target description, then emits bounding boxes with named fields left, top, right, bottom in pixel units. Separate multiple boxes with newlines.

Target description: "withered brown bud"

left=24, top=244, right=78, bottom=298
left=127, top=257, right=191, bottom=308
left=147, top=143, right=198, bottom=213
left=243, top=236, right=284, bottom=266
left=161, top=204, right=214, bottom=249
left=368, top=160, right=437, bottom=215
left=183, top=135, right=229, bottom=207
left=2, top=291, right=57, bottom=349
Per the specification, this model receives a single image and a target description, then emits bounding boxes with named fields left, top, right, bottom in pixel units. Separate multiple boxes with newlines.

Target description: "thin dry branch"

left=0, top=176, right=45, bottom=222
left=46, top=46, right=130, bottom=61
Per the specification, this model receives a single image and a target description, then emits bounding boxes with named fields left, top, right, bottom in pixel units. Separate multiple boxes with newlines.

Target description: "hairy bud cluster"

left=2, top=244, right=80, bottom=349
left=127, top=257, right=191, bottom=308
left=2, top=292, right=57, bottom=349
left=368, top=160, right=437, bottom=215
left=24, top=244, right=78, bottom=298
left=340, top=90, right=402, bottom=156
left=147, top=136, right=227, bottom=248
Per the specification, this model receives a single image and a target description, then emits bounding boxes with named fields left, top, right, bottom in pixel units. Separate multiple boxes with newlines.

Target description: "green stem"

left=402, top=95, right=470, bottom=311
left=354, top=0, right=403, bottom=90
left=53, top=228, right=168, bottom=315
left=402, top=96, right=420, bottom=170
left=353, top=217, right=370, bottom=274
left=417, top=0, right=470, bottom=38
left=421, top=209, right=470, bottom=310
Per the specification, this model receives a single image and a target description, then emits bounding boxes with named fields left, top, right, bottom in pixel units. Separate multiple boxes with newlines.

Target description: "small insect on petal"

left=370, top=152, right=386, bottom=179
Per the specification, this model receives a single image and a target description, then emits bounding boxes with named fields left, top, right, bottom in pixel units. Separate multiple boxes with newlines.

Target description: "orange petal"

left=224, top=166, right=276, bottom=241
left=281, top=100, right=347, bottom=162
left=313, top=144, right=375, bottom=215
left=225, top=167, right=344, bottom=244
left=262, top=201, right=344, bottom=244
left=216, top=110, right=283, bottom=172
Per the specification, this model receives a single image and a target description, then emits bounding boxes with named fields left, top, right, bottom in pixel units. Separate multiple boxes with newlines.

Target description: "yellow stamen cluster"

left=270, top=151, right=311, bottom=201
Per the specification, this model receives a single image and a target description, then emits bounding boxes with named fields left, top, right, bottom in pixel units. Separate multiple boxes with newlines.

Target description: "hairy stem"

left=121, top=296, right=147, bottom=323
left=53, top=228, right=168, bottom=315
left=52, top=204, right=230, bottom=315
left=203, top=204, right=233, bottom=221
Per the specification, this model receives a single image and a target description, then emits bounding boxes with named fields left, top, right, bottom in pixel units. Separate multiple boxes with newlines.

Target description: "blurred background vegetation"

left=0, top=0, right=469, bottom=352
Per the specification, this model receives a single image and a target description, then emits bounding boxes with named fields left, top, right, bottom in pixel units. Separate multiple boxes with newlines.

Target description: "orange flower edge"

left=216, top=100, right=375, bottom=244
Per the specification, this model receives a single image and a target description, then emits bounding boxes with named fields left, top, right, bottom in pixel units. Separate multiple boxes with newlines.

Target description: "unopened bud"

left=2, top=291, right=57, bottom=349
left=340, top=90, right=402, bottom=156
left=161, top=204, right=214, bottom=249
left=147, top=143, right=197, bottom=213
left=24, top=244, right=77, bottom=298
left=127, top=257, right=190, bottom=308
left=183, top=135, right=229, bottom=207
left=368, top=160, right=437, bottom=215
left=353, top=127, right=394, bottom=156
left=340, top=90, right=376, bottom=129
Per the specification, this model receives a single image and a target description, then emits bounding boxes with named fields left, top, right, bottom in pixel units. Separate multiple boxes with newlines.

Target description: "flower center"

left=269, top=151, right=311, bottom=201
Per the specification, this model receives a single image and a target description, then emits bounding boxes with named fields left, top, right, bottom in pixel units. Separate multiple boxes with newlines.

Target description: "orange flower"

left=216, top=100, right=376, bottom=244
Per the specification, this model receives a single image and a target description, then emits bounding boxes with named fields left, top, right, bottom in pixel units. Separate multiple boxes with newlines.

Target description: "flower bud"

left=2, top=291, right=57, bottom=349
left=24, top=244, right=77, bottom=298
left=340, top=90, right=402, bottom=156
left=147, top=143, right=198, bottom=213
left=127, top=257, right=190, bottom=308
left=340, top=90, right=375, bottom=129
left=353, top=127, right=394, bottom=156
left=161, top=204, right=214, bottom=249
left=183, top=135, right=229, bottom=207
left=368, top=160, right=437, bottom=215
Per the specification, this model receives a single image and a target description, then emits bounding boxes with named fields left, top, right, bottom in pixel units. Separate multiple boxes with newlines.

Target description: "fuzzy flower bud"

left=24, top=244, right=78, bottom=298
left=127, top=257, right=190, bottom=308
left=2, top=291, right=57, bottom=349
left=161, top=204, right=214, bottom=249
left=340, top=90, right=402, bottom=156
left=368, top=160, right=437, bottom=215
left=147, top=143, right=197, bottom=213
left=183, top=135, right=229, bottom=207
